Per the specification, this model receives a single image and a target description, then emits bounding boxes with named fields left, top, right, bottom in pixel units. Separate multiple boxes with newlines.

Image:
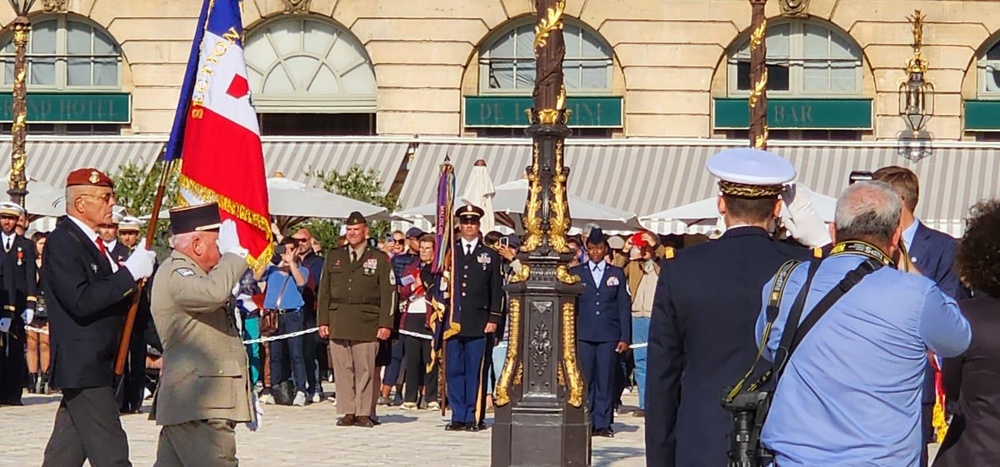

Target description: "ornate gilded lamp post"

left=491, top=0, right=590, bottom=465
left=6, top=0, right=36, bottom=207
left=748, top=0, right=768, bottom=149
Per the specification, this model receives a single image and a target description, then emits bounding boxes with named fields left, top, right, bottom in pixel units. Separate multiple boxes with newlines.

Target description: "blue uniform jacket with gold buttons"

left=452, top=240, right=504, bottom=338
left=571, top=262, right=631, bottom=344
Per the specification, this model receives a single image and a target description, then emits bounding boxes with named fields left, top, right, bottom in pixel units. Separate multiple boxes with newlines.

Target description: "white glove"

left=123, top=240, right=156, bottom=281
left=0, top=317, right=10, bottom=333
left=780, top=183, right=832, bottom=248
left=21, top=308, right=33, bottom=325
left=217, top=219, right=248, bottom=258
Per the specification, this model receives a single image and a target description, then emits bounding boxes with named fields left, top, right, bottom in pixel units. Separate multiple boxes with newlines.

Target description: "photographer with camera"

left=751, top=181, right=970, bottom=466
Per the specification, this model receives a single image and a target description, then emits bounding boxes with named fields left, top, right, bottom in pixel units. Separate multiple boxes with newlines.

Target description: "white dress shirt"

left=68, top=216, right=118, bottom=272
left=589, top=260, right=606, bottom=285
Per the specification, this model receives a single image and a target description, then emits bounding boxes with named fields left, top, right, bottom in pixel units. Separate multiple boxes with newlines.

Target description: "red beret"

left=66, top=168, right=114, bottom=188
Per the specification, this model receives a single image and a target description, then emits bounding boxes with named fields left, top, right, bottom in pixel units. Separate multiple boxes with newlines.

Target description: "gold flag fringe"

left=177, top=174, right=275, bottom=273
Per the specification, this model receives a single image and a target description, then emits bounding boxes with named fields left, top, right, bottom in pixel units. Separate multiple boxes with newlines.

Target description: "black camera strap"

left=726, top=259, right=804, bottom=402
left=773, top=241, right=891, bottom=381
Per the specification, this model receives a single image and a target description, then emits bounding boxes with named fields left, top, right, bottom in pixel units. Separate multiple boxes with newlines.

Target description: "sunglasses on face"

left=291, top=237, right=308, bottom=243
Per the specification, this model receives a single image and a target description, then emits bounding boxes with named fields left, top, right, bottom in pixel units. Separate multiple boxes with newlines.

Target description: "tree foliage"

left=111, top=160, right=179, bottom=250
left=301, top=166, right=398, bottom=251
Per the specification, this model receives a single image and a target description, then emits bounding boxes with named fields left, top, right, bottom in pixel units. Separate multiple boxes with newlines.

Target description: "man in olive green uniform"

left=317, top=211, right=394, bottom=428
left=149, top=203, right=253, bottom=467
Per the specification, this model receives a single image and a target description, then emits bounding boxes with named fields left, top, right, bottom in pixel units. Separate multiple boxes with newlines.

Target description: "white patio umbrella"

left=461, top=160, right=496, bottom=232
left=267, top=176, right=388, bottom=220
left=396, top=179, right=643, bottom=232
left=14, top=179, right=65, bottom=219
left=140, top=177, right=389, bottom=229
left=641, top=185, right=836, bottom=235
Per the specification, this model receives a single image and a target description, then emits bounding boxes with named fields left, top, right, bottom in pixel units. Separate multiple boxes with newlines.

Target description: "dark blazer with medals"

left=43, top=217, right=137, bottom=390
left=108, top=241, right=129, bottom=268
left=317, top=244, right=395, bottom=342
left=0, top=233, right=38, bottom=312
left=452, top=239, right=503, bottom=338
left=645, top=226, right=814, bottom=467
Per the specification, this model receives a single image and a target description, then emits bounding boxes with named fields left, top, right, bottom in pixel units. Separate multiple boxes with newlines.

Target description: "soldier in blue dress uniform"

left=443, top=204, right=504, bottom=432
left=644, top=148, right=820, bottom=467
left=571, top=228, right=631, bottom=438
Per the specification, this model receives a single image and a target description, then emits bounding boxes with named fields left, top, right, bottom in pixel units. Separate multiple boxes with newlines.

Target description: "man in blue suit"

left=572, top=228, right=631, bottom=438
left=645, top=149, right=818, bottom=467
left=874, top=166, right=969, bottom=465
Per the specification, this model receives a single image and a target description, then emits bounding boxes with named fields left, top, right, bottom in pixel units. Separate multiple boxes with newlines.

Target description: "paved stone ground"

left=2, top=391, right=647, bottom=466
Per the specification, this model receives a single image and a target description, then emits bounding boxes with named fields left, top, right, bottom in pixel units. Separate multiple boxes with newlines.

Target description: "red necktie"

left=96, top=236, right=109, bottom=262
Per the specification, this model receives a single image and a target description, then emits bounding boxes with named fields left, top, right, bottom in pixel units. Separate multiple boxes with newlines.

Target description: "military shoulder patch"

left=174, top=267, right=196, bottom=277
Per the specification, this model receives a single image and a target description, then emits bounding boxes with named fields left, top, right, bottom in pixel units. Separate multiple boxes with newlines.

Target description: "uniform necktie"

left=351, top=251, right=357, bottom=263
left=4, top=237, right=9, bottom=251
left=466, top=244, right=472, bottom=256
left=96, top=236, right=109, bottom=264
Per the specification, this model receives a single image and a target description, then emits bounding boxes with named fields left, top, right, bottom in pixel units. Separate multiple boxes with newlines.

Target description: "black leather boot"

left=27, top=373, right=37, bottom=394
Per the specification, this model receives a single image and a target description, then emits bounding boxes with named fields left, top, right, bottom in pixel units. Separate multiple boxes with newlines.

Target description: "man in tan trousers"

left=149, top=203, right=252, bottom=466
left=318, top=212, right=395, bottom=428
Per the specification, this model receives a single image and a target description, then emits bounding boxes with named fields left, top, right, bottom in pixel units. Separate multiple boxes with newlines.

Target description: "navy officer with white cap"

left=0, top=201, right=37, bottom=406
left=645, top=148, right=818, bottom=467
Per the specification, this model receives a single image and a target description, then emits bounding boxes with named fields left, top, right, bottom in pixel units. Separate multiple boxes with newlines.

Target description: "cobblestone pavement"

left=2, top=391, right=647, bottom=466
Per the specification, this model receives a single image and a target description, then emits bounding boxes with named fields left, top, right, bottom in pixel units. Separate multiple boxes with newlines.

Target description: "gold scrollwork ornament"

left=494, top=298, right=523, bottom=407
left=561, top=302, right=585, bottom=407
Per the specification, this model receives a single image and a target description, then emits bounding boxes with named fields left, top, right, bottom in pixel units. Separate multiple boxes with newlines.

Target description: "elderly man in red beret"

left=41, top=168, right=157, bottom=467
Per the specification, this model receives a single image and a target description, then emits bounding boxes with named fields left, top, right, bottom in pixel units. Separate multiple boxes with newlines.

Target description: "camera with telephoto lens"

left=270, top=244, right=287, bottom=265
left=722, top=388, right=774, bottom=467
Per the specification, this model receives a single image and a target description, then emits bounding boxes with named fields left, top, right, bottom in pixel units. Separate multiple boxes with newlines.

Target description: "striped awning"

left=5, top=136, right=994, bottom=237
left=0, top=136, right=409, bottom=193
left=402, top=139, right=1000, bottom=237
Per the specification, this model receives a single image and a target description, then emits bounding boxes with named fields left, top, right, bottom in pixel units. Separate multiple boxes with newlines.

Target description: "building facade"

left=3, top=0, right=1000, bottom=139
left=0, top=0, right=997, bottom=237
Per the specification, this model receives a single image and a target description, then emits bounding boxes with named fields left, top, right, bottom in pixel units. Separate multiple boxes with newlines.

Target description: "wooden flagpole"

left=114, top=148, right=174, bottom=376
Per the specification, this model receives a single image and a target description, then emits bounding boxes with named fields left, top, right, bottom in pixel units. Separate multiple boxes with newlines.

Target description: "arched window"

left=978, top=39, right=1000, bottom=95
left=728, top=21, right=863, bottom=96
left=479, top=21, right=612, bottom=94
left=0, top=16, right=123, bottom=135
left=0, top=17, right=121, bottom=89
left=244, top=17, right=377, bottom=135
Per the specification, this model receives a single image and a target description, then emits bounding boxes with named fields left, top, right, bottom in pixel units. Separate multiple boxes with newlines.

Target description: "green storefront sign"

left=714, top=98, right=872, bottom=130
left=465, top=96, right=622, bottom=128
left=0, top=92, right=131, bottom=123
left=964, top=100, right=1000, bottom=131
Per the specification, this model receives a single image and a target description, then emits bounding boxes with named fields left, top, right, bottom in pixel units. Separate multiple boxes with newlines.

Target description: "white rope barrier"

left=25, top=325, right=48, bottom=335
left=242, top=327, right=319, bottom=345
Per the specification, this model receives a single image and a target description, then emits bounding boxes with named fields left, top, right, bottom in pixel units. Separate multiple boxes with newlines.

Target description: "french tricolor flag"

left=164, top=0, right=273, bottom=269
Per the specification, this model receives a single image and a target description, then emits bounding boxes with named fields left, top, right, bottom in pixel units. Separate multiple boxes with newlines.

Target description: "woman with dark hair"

left=934, top=199, right=1000, bottom=466
left=26, top=231, right=49, bottom=394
